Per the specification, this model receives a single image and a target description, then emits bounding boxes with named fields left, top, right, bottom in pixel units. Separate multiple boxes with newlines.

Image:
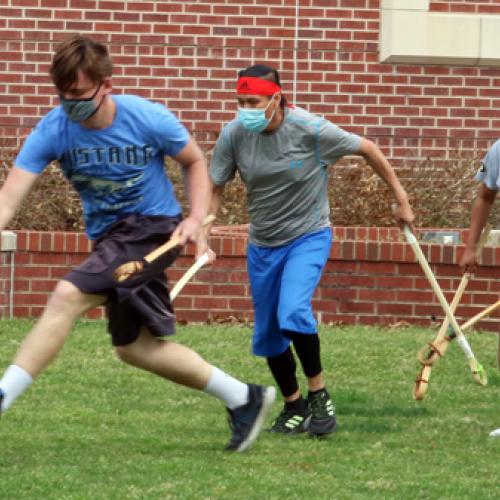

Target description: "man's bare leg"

left=115, top=328, right=214, bottom=390
left=0, top=280, right=105, bottom=411
left=116, top=328, right=276, bottom=452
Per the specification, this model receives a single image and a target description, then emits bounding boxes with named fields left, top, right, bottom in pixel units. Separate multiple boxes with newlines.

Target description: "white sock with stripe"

left=203, top=366, right=249, bottom=410
left=0, top=364, right=33, bottom=412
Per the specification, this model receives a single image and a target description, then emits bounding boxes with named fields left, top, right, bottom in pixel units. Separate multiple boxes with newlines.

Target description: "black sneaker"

left=307, top=389, right=337, bottom=436
left=0, top=389, right=3, bottom=413
left=268, top=404, right=311, bottom=434
left=225, top=384, right=276, bottom=452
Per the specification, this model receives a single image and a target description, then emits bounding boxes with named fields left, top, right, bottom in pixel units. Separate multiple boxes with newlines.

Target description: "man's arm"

left=171, top=137, right=210, bottom=249
left=357, top=138, right=415, bottom=231
left=195, top=181, right=224, bottom=242
left=459, top=183, right=497, bottom=273
left=0, top=166, right=39, bottom=232
left=208, top=183, right=224, bottom=217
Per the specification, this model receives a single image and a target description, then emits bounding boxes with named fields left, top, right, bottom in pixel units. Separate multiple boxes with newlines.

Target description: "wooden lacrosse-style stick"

left=413, top=276, right=468, bottom=400
left=417, top=224, right=491, bottom=366
left=169, top=251, right=211, bottom=301
left=417, top=276, right=469, bottom=367
left=432, top=299, right=500, bottom=356
left=413, top=365, right=432, bottom=401
left=113, top=214, right=215, bottom=283
left=413, top=225, right=491, bottom=400
left=413, top=274, right=469, bottom=401
left=403, top=225, right=487, bottom=386
left=413, top=300, right=500, bottom=400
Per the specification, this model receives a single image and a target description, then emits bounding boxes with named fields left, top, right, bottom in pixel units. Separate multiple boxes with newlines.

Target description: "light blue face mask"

left=59, top=83, right=102, bottom=122
left=237, top=95, right=277, bottom=133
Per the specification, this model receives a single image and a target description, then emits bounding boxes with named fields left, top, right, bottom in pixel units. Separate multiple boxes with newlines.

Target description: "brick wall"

left=430, top=1, right=500, bottom=14
left=2, top=0, right=500, bottom=160
left=1, top=227, right=498, bottom=332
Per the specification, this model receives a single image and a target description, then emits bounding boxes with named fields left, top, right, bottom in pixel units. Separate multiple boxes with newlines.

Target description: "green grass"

left=0, top=319, right=499, bottom=500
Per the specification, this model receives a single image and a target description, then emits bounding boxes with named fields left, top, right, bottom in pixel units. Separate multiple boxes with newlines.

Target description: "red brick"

left=229, top=298, right=253, bottom=310
left=15, top=293, right=48, bottom=305
left=172, top=296, right=193, bottom=309
left=177, top=310, right=209, bottom=323
left=338, top=301, right=375, bottom=314
left=15, top=266, right=50, bottom=279
left=377, top=303, right=414, bottom=315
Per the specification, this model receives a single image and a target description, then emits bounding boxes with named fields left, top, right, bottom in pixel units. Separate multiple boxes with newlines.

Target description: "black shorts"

left=65, top=214, right=182, bottom=346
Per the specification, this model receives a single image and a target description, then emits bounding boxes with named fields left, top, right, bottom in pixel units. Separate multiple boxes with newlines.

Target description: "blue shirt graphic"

left=15, top=95, right=189, bottom=239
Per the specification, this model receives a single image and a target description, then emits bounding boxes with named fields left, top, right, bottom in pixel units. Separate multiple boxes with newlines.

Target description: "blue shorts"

left=247, top=227, right=332, bottom=357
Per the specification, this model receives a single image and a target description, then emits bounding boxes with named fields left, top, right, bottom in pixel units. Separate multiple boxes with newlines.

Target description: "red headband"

left=237, top=76, right=282, bottom=96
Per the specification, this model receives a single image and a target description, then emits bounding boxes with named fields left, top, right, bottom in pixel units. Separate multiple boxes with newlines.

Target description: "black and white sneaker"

left=0, top=389, right=4, bottom=414
left=225, top=384, right=276, bottom=452
left=268, top=404, right=311, bottom=434
left=307, top=389, right=337, bottom=436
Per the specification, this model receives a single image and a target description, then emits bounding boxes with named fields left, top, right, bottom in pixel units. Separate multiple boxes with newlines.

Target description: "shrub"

left=1, top=144, right=497, bottom=232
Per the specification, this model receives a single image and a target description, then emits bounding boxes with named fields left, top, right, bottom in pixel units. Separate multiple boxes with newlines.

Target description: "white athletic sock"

left=0, top=364, right=33, bottom=412
left=203, top=366, right=249, bottom=410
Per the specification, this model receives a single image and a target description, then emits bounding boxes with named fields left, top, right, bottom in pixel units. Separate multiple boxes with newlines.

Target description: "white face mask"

left=237, top=94, right=277, bottom=133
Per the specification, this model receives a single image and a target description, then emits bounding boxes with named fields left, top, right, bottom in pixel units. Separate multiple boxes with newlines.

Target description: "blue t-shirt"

left=15, top=95, right=189, bottom=239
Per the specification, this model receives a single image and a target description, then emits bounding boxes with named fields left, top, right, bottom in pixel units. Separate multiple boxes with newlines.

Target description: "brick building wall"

left=1, top=227, right=498, bottom=332
left=1, top=0, right=500, bottom=160
left=0, top=2, right=499, bottom=328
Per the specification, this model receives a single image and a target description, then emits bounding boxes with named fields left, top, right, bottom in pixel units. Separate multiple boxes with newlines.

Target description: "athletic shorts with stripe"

left=247, top=227, right=332, bottom=357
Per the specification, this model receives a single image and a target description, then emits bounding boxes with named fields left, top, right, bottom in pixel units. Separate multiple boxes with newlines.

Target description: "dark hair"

left=238, top=64, right=287, bottom=108
left=50, top=35, right=112, bottom=92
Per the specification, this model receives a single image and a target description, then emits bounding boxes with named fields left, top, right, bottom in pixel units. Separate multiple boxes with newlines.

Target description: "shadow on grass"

left=335, top=389, right=431, bottom=419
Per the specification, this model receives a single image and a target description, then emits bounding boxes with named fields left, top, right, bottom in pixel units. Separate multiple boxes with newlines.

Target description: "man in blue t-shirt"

left=0, top=35, right=275, bottom=452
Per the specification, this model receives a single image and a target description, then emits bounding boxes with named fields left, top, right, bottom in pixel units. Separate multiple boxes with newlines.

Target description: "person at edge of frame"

left=0, top=35, right=276, bottom=453
left=458, top=142, right=499, bottom=439
left=205, top=64, right=416, bottom=437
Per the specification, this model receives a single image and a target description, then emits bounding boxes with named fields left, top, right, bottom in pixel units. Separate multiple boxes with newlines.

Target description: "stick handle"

left=403, top=226, right=467, bottom=344
left=461, top=300, right=500, bottom=331
left=144, top=235, right=182, bottom=264
left=170, top=252, right=210, bottom=301
left=144, top=214, right=216, bottom=265
left=432, top=224, right=491, bottom=342
left=434, top=275, right=469, bottom=342
left=404, top=226, right=487, bottom=384
left=416, top=275, right=468, bottom=365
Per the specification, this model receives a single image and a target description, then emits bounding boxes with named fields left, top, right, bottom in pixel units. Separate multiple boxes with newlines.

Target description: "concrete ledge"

left=381, top=0, right=429, bottom=11
left=380, top=3, right=500, bottom=67
left=487, top=229, right=500, bottom=247
left=421, top=230, right=460, bottom=245
left=1, top=231, right=17, bottom=252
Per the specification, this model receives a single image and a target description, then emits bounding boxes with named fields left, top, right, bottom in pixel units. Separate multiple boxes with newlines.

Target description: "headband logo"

left=237, top=76, right=282, bottom=96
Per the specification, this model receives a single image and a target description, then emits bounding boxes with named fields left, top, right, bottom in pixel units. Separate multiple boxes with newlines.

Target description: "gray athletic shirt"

left=210, top=106, right=362, bottom=246
left=479, top=139, right=500, bottom=190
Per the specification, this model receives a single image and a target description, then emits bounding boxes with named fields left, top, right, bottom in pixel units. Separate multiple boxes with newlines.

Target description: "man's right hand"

left=459, top=246, right=477, bottom=274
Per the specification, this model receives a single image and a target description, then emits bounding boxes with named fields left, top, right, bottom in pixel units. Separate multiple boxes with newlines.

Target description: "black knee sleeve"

left=284, top=330, right=322, bottom=378
left=266, top=347, right=299, bottom=397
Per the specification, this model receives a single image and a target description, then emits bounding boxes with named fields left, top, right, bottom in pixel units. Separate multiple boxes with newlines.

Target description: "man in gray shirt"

left=460, top=140, right=499, bottom=273
left=458, top=140, right=499, bottom=437
left=209, top=64, right=415, bottom=437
